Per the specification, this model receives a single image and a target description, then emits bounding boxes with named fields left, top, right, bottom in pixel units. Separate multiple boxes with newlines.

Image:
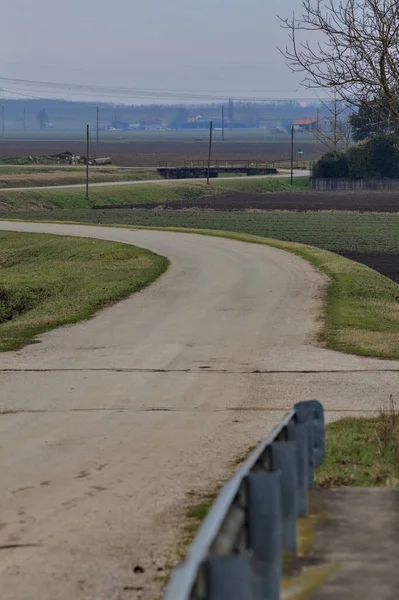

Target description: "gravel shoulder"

left=0, top=222, right=398, bottom=600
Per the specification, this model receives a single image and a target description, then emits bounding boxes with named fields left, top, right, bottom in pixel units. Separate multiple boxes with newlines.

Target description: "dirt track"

left=1, top=222, right=399, bottom=600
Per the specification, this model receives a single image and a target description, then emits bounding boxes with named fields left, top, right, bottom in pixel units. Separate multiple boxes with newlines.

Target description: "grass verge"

left=316, top=399, right=399, bottom=487
left=0, top=176, right=308, bottom=210
left=0, top=167, right=161, bottom=188
left=0, top=231, right=168, bottom=351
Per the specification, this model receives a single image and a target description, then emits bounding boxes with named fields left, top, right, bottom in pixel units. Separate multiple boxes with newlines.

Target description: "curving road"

left=0, top=221, right=398, bottom=600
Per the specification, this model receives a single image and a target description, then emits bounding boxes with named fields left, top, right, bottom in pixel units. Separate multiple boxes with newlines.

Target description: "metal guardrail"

left=158, top=159, right=310, bottom=170
left=164, top=400, right=325, bottom=600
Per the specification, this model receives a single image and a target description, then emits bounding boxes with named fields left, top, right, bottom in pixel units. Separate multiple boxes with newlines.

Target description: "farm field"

left=5, top=208, right=399, bottom=285
left=0, top=133, right=320, bottom=167
left=110, top=188, right=399, bottom=212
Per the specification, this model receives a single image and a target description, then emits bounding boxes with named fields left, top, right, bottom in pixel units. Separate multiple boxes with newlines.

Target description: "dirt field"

left=98, top=189, right=399, bottom=212
left=0, top=138, right=320, bottom=167
left=341, top=251, right=399, bottom=284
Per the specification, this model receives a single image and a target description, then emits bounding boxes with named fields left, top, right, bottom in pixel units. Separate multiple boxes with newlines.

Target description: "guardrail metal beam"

left=164, top=399, right=325, bottom=600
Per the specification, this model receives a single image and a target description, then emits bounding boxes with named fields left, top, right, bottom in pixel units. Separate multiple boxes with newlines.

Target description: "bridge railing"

left=164, top=400, right=325, bottom=600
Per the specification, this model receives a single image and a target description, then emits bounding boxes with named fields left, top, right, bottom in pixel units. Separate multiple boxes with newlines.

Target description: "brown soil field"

left=341, top=251, right=399, bottom=284
left=0, top=139, right=319, bottom=167
left=97, top=190, right=399, bottom=212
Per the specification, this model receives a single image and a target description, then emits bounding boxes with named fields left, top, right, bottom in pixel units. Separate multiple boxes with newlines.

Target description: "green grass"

left=0, top=176, right=308, bottom=210
left=0, top=231, right=168, bottom=351
left=213, top=176, right=310, bottom=193
left=0, top=167, right=161, bottom=189
left=316, top=401, right=399, bottom=487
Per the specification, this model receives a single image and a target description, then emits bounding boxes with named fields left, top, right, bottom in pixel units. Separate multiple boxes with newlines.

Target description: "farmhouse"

left=292, top=117, right=319, bottom=132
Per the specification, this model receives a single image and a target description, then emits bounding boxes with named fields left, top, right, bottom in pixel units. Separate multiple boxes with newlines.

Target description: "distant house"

left=292, top=117, right=319, bottom=132
left=187, top=114, right=204, bottom=123
left=139, top=118, right=162, bottom=130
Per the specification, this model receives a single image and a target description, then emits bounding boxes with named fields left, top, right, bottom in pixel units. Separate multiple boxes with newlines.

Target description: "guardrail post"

left=206, top=555, right=255, bottom=600
left=270, top=441, right=298, bottom=553
left=294, top=400, right=325, bottom=489
left=287, top=421, right=309, bottom=516
left=247, top=470, right=281, bottom=600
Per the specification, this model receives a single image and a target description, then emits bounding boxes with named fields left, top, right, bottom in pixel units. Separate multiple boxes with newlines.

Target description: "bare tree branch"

left=278, top=0, right=399, bottom=123
left=314, top=94, right=353, bottom=151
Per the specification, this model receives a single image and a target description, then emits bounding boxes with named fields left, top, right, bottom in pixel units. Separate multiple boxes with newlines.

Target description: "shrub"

left=313, top=152, right=349, bottom=178
left=348, top=135, right=399, bottom=179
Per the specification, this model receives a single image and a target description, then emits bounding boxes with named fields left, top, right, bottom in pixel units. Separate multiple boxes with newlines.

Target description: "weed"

left=316, top=397, right=399, bottom=487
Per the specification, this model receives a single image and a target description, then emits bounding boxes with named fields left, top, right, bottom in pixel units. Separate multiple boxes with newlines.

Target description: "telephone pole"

left=96, top=106, right=99, bottom=155
left=290, top=125, right=295, bottom=186
left=228, top=98, right=234, bottom=131
left=86, top=125, right=90, bottom=199
left=207, top=121, right=213, bottom=185
left=222, top=105, right=225, bottom=141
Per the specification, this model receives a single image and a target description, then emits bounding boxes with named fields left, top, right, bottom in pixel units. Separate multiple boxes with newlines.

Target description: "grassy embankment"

left=0, top=231, right=168, bottom=351
left=0, top=176, right=309, bottom=210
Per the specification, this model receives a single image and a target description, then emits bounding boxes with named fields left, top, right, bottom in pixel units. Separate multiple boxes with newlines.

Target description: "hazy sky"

left=1, top=0, right=313, bottom=103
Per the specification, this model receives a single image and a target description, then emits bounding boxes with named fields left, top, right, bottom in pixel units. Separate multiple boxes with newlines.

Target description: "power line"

left=0, top=76, right=327, bottom=103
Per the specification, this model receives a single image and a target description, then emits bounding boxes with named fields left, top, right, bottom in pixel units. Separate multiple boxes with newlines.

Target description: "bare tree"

left=279, top=1, right=399, bottom=124
left=315, top=94, right=353, bottom=151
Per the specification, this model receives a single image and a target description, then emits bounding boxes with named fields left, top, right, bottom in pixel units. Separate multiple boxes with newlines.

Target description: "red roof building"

left=292, top=117, right=319, bottom=132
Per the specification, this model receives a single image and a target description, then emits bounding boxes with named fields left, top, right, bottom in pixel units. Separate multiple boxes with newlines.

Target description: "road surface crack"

left=1, top=368, right=399, bottom=374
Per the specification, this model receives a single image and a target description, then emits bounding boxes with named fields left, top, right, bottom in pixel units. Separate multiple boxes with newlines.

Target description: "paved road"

left=0, top=170, right=309, bottom=191
left=0, top=222, right=398, bottom=600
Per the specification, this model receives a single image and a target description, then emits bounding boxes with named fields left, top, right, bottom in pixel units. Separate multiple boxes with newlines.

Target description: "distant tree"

left=347, top=134, right=399, bottom=178
left=37, top=109, right=48, bottom=130
left=350, top=97, right=397, bottom=141
left=314, top=94, right=353, bottom=152
left=169, top=107, right=189, bottom=129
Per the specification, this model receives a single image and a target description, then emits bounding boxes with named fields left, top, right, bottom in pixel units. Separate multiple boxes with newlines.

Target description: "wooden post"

left=86, top=125, right=90, bottom=199
left=207, top=121, right=213, bottom=185
left=290, top=125, right=294, bottom=186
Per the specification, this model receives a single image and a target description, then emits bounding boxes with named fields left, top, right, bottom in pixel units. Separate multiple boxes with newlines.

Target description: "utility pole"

left=316, top=107, right=320, bottom=151
left=86, top=125, right=90, bottom=199
left=207, top=121, right=213, bottom=185
left=96, top=106, right=99, bottom=155
left=222, top=105, right=225, bottom=141
left=1, top=106, right=4, bottom=139
left=290, top=125, right=295, bottom=186
left=228, top=98, right=234, bottom=131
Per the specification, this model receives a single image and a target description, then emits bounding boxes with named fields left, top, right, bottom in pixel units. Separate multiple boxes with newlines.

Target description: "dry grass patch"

left=316, top=397, right=399, bottom=487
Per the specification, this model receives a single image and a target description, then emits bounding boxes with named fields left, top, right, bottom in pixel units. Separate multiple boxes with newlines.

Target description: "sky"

left=0, top=0, right=314, bottom=104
